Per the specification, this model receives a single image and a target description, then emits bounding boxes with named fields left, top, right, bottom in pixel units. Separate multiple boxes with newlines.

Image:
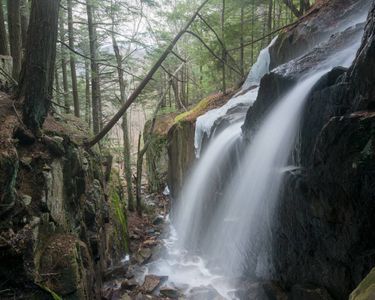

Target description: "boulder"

left=141, top=275, right=168, bottom=294
left=159, top=287, right=180, bottom=299
left=189, top=286, right=225, bottom=300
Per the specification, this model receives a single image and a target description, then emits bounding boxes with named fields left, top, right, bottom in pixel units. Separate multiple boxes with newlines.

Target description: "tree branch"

left=185, top=30, right=241, bottom=75
left=85, top=0, right=210, bottom=148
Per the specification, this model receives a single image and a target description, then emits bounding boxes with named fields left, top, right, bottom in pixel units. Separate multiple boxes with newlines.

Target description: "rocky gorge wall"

left=241, top=0, right=375, bottom=298
left=0, top=96, right=126, bottom=299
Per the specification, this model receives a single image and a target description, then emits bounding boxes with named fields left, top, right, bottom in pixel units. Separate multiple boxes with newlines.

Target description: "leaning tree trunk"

left=7, top=0, right=22, bottom=80
left=68, top=0, right=80, bottom=117
left=0, top=0, right=9, bottom=55
left=282, top=0, right=302, bottom=18
left=19, top=0, right=60, bottom=133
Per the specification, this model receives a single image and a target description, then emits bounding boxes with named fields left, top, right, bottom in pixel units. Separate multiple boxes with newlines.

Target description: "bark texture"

left=20, top=0, right=60, bottom=132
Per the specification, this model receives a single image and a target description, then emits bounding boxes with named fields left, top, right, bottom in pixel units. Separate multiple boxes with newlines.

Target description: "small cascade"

left=194, top=36, right=277, bottom=158
left=175, top=122, right=244, bottom=250
left=194, top=88, right=258, bottom=157
left=241, top=36, right=278, bottom=90
left=144, top=122, right=244, bottom=299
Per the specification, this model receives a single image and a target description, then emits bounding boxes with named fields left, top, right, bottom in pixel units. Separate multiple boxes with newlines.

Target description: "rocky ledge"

left=0, top=94, right=126, bottom=299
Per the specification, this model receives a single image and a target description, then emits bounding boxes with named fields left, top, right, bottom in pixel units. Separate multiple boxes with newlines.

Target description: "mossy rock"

left=38, top=234, right=94, bottom=300
left=350, top=268, right=375, bottom=300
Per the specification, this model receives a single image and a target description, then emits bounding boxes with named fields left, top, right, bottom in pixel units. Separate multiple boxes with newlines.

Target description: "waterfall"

left=201, top=71, right=328, bottom=276
left=144, top=7, right=369, bottom=299
left=175, top=121, right=244, bottom=250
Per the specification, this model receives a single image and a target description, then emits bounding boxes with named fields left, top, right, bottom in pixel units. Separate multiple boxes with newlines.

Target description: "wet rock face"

left=257, top=2, right=375, bottom=299
left=269, top=0, right=372, bottom=70
left=0, top=114, right=123, bottom=299
left=238, top=1, right=375, bottom=299
left=144, top=119, right=169, bottom=194
left=167, top=120, right=195, bottom=198
left=0, top=55, right=12, bottom=92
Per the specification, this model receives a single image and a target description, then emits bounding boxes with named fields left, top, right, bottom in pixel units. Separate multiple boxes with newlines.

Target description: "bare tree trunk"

left=19, top=0, right=59, bottom=133
left=267, top=0, right=273, bottom=43
left=239, top=5, right=244, bottom=78
left=251, top=0, right=255, bottom=65
left=171, top=78, right=181, bottom=109
left=85, top=59, right=91, bottom=126
left=7, top=0, right=22, bottom=80
left=110, top=24, right=135, bottom=212
left=221, top=0, right=226, bottom=93
left=135, top=82, right=173, bottom=216
left=86, top=0, right=101, bottom=134
left=67, top=0, right=80, bottom=117
left=185, top=65, right=189, bottom=106
left=282, top=0, right=302, bottom=18
left=54, top=67, right=61, bottom=106
left=300, top=0, right=310, bottom=14
left=122, top=114, right=134, bottom=211
left=0, top=0, right=9, bottom=55
left=136, top=132, right=142, bottom=216
left=59, top=9, right=70, bottom=113
left=20, top=0, right=29, bottom=50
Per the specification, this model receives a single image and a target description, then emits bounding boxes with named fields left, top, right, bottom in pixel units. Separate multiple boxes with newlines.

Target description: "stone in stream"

left=189, top=286, right=226, bottom=300
left=121, top=278, right=138, bottom=290
left=120, top=294, right=132, bottom=300
left=152, top=215, right=164, bottom=225
left=103, top=264, right=129, bottom=281
left=135, top=247, right=153, bottom=264
left=159, top=287, right=180, bottom=299
left=141, top=275, right=168, bottom=294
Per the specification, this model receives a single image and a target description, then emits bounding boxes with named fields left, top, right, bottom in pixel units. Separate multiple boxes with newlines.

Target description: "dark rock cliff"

left=241, top=0, right=375, bottom=298
left=0, top=97, right=125, bottom=299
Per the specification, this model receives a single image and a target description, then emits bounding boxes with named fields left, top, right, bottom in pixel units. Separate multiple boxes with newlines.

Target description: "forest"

left=0, top=0, right=375, bottom=299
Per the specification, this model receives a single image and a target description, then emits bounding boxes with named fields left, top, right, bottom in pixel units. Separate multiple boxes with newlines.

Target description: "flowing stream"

left=142, top=8, right=370, bottom=300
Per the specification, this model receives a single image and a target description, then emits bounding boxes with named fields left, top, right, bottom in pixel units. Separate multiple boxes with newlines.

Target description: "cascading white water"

left=194, top=36, right=277, bottom=158
left=144, top=123, right=244, bottom=298
left=175, top=122, right=243, bottom=249
left=201, top=71, right=328, bottom=276
left=144, top=7, right=370, bottom=299
left=241, top=36, right=278, bottom=90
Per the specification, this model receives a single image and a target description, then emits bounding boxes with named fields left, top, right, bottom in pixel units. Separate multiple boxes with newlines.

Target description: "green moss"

left=350, top=268, right=375, bottom=300
left=111, top=191, right=129, bottom=253
left=174, top=97, right=211, bottom=123
left=37, top=284, right=63, bottom=300
left=145, top=133, right=169, bottom=193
